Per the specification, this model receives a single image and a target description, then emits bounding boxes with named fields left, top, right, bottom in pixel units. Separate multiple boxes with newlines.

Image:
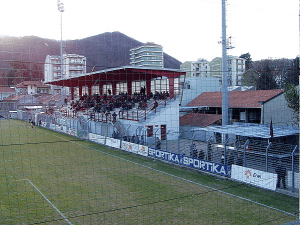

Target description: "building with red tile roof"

left=184, top=89, right=295, bottom=127
left=180, top=113, right=222, bottom=127
left=0, top=86, right=15, bottom=100
left=186, top=89, right=284, bottom=108
left=15, top=81, right=50, bottom=95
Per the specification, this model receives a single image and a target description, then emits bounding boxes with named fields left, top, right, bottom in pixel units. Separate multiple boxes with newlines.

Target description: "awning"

left=194, top=123, right=299, bottom=139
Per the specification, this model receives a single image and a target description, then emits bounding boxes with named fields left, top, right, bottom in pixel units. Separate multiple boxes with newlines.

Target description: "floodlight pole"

left=58, top=0, right=64, bottom=102
left=221, top=0, right=228, bottom=128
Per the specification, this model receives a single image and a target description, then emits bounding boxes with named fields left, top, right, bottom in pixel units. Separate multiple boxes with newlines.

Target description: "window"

left=147, top=126, right=153, bottom=137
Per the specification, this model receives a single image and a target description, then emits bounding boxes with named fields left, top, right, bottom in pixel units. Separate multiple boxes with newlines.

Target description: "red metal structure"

left=45, top=66, right=186, bottom=100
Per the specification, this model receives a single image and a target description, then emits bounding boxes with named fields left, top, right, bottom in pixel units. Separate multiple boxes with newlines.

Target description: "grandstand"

left=45, top=66, right=185, bottom=144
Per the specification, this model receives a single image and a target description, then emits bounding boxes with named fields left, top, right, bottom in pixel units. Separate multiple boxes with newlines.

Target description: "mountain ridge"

left=0, top=31, right=182, bottom=74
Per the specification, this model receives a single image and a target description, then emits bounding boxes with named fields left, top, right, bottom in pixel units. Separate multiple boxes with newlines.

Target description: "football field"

left=0, top=120, right=298, bottom=224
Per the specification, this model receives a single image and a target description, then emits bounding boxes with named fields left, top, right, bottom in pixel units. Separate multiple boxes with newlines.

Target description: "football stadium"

left=0, top=0, right=299, bottom=224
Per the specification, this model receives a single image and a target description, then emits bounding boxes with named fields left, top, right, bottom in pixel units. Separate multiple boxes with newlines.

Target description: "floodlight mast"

left=58, top=0, right=64, bottom=79
left=221, top=0, right=228, bottom=127
left=57, top=0, right=64, bottom=102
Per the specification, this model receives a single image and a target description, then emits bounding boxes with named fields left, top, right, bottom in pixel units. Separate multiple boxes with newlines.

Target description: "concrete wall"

left=263, top=93, right=296, bottom=127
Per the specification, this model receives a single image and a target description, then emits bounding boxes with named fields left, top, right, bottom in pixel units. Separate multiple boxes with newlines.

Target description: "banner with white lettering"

left=89, top=133, right=97, bottom=141
left=148, top=148, right=230, bottom=176
left=50, top=123, right=55, bottom=130
left=61, top=126, right=66, bottom=133
left=105, top=138, right=121, bottom=148
left=231, top=165, right=277, bottom=191
left=95, top=135, right=106, bottom=145
left=121, top=141, right=139, bottom=154
left=138, top=145, right=148, bottom=157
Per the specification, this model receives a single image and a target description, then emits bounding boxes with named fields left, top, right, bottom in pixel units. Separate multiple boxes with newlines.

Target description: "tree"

left=284, top=83, right=299, bottom=122
left=242, top=68, right=259, bottom=87
left=239, top=53, right=252, bottom=70
left=256, top=60, right=278, bottom=90
left=283, top=57, right=299, bottom=86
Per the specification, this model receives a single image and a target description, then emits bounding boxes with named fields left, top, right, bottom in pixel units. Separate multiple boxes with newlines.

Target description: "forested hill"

left=0, top=31, right=182, bottom=73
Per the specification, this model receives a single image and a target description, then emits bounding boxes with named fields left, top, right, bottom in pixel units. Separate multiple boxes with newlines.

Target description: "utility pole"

left=221, top=0, right=228, bottom=127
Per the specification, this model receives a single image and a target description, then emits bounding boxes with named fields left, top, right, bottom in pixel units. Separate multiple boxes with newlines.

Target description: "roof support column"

left=78, top=86, right=82, bottom=98
left=112, top=81, right=117, bottom=96
left=169, top=77, right=174, bottom=99
left=127, top=81, right=132, bottom=96
left=146, top=79, right=151, bottom=97
left=70, top=87, right=74, bottom=100
left=99, top=82, right=103, bottom=96
left=88, top=85, right=92, bottom=96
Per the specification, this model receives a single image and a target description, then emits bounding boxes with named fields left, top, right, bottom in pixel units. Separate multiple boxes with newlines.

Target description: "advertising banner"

left=121, top=141, right=139, bottom=154
left=55, top=125, right=61, bottom=131
left=61, top=126, right=67, bottom=133
left=121, top=141, right=149, bottom=156
left=89, top=133, right=97, bottom=142
left=50, top=123, right=55, bottom=130
left=148, top=148, right=230, bottom=176
left=138, top=145, right=149, bottom=157
left=231, top=165, right=277, bottom=191
left=96, top=135, right=106, bottom=145
left=105, top=138, right=121, bottom=148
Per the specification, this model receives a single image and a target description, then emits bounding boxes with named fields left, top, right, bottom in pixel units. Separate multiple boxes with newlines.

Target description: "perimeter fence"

left=20, top=110, right=299, bottom=192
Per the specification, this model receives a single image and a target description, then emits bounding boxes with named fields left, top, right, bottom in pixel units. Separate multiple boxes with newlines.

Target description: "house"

left=0, top=86, right=15, bottom=101
left=185, top=89, right=296, bottom=127
left=15, top=81, right=51, bottom=95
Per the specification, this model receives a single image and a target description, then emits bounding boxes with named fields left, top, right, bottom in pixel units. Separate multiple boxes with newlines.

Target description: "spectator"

left=236, top=153, right=243, bottom=166
left=131, top=135, right=135, bottom=143
left=221, top=153, right=225, bottom=164
left=275, top=160, right=287, bottom=189
left=140, top=135, right=144, bottom=145
left=198, top=149, right=205, bottom=160
left=190, top=142, right=197, bottom=158
left=112, top=112, right=117, bottom=123
left=156, top=137, right=161, bottom=149
left=134, top=135, right=140, bottom=144
left=227, top=152, right=235, bottom=165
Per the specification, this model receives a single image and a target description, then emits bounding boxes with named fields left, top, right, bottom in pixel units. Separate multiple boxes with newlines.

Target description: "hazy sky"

left=0, top=0, right=298, bottom=62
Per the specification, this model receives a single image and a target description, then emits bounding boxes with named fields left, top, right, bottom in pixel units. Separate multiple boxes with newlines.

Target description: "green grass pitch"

left=0, top=119, right=298, bottom=224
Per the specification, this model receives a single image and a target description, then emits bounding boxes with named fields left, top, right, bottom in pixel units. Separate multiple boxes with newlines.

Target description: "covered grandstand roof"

left=45, top=66, right=186, bottom=87
left=194, top=123, right=299, bottom=139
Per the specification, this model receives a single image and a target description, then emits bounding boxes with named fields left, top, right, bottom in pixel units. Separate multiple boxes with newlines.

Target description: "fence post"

left=178, top=133, right=181, bottom=155
left=165, top=130, right=170, bottom=151
left=291, top=145, right=299, bottom=193
left=206, top=136, right=213, bottom=161
left=243, top=139, right=250, bottom=167
left=224, top=138, right=229, bottom=164
left=265, top=142, right=272, bottom=172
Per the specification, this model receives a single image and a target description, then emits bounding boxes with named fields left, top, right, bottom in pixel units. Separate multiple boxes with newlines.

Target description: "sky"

left=0, top=0, right=298, bottom=63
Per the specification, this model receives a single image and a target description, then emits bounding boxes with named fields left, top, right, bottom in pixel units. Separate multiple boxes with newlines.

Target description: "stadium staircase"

left=118, top=98, right=170, bottom=122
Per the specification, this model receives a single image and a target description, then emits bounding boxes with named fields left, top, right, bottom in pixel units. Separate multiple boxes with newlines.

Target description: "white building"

left=15, top=81, right=50, bottom=95
left=180, top=58, right=211, bottom=78
left=44, top=54, right=86, bottom=95
left=130, top=42, right=164, bottom=68
left=209, top=56, right=246, bottom=86
left=44, top=54, right=86, bottom=82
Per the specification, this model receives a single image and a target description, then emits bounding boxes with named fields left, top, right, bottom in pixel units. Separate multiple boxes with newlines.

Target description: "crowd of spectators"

left=69, top=88, right=170, bottom=114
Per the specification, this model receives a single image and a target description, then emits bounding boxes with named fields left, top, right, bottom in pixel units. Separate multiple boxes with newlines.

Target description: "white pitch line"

left=25, top=179, right=73, bottom=225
